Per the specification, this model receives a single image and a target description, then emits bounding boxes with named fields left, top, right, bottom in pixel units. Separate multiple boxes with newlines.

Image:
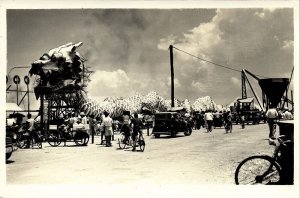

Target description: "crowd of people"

left=6, top=105, right=293, bottom=149
left=190, top=106, right=293, bottom=136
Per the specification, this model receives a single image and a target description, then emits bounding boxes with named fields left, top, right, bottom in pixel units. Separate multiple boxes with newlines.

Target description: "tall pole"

left=169, top=45, right=175, bottom=107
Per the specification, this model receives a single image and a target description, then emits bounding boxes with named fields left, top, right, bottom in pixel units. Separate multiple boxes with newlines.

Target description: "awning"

left=238, top=98, right=254, bottom=103
left=6, top=103, right=23, bottom=111
left=168, top=107, right=185, bottom=112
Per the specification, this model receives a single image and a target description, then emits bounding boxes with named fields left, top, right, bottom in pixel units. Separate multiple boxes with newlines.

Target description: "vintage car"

left=152, top=107, right=193, bottom=138
left=213, top=112, right=224, bottom=128
left=6, top=137, right=13, bottom=160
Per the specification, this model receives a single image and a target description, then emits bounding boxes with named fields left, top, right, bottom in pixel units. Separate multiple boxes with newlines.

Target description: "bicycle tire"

left=235, top=155, right=281, bottom=185
left=37, top=136, right=43, bottom=149
left=47, top=131, right=62, bottom=147
left=139, top=136, right=145, bottom=152
left=16, top=135, right=27, bottom=148
left=118, top=134, right=126, bottom=149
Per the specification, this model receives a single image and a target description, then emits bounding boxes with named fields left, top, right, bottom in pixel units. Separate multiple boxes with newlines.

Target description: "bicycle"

left=118, top=131, right=145, bottom=152
left=17, top=129, right=43, bottom=149
left=47, top=125, right=89, bottom=147
left=235, top=135, right=293, bottom=185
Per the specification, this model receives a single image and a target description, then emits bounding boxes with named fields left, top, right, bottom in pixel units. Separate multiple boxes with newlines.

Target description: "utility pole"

left=169, top=45, right=175, bottom=107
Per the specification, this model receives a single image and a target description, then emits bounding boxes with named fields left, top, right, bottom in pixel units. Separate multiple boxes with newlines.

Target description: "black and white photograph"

left=1, top=0, right=299, bottom=197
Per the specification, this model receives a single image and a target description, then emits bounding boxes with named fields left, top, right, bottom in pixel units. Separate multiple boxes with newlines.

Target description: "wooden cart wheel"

left=47, top=131, right=62, bottom=147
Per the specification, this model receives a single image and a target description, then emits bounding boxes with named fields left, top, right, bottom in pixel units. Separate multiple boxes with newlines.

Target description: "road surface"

left=6, top=123, right=274, bottom=185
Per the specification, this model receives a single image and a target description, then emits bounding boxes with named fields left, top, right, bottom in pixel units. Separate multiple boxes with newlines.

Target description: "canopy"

left=6, top=103, right=23, bottom=111
left=238, top=98, right=254, bottom=103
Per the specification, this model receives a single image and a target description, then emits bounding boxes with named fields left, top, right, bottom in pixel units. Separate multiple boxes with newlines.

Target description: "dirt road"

left=6, top=123, right=274, bottom=185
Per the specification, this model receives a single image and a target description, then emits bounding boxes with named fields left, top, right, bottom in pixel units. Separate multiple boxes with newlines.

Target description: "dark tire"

left=139, top=136, right=145, bottom=152
left=47, top=131, right=62, bottom=147
left=74, top=131, right=89, bottom=146
left=235, top=155, right=281, bottom=185
left=17, top=135, right=27, bottom=148
left=170, top=131, right=176, bottom=138
left=118, top=134, right=126, bottom=149
left=37, top=137, right=43, bottom=149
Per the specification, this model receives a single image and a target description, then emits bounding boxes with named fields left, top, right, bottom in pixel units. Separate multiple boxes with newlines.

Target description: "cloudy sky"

left=6, top=8, right=294, bottom=109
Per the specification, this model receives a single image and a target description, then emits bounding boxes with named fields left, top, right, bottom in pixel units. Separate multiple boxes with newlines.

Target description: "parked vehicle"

left=213, top=112, right=224, bottom=128
left=47, top=124, right=89, bottom=147
left=6, top=137, right=13, bottom=160
left=152, top=107, right=192, bottom=138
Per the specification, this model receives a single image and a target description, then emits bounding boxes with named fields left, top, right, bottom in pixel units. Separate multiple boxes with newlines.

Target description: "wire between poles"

left=173, top=46, right=269, bottom=78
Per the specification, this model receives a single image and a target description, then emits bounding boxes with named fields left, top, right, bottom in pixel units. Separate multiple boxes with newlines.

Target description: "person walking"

left=224, top=110, right=233, bottom=133
left=130, top=113, right=142, bottom=151
left=204, top=110, right=214, bottom=133
left=266, top=106, right=279, bottom=139
left=103, top=111, right=113, bottom=147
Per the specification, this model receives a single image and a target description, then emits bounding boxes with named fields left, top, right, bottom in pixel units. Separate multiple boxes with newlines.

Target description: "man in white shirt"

left=266, top=106, right=279, bottom=139
left=73, top=118, right=85, bottom=131
left=204, top=110, right=214, bottom=132
left=103, top=111, right=113, bottom=147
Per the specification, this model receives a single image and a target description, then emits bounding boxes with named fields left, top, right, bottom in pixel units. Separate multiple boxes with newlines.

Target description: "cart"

left=47, top=124, right=89, bottom=146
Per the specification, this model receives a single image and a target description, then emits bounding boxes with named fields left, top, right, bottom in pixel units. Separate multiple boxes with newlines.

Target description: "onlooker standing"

left=266, top=106, right=279, bottom=139
left=240, top=113, right=245, bottom=129
left=25, top=114, right=35, bottom=148
left=69, top=112, right=78, bottom=131
left=103, top=111, right=113, bottom=147
left=89, top=114, right=95, bottom=143
left=79, top=112, right=88, bottom=128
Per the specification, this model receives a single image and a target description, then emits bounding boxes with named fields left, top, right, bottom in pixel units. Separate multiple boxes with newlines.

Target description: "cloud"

left=87, top=69, right=144, bottom=98
left=230, top=77, right=240, bottom=87
left=167, top=77, right=181, bottom=88
left=191, top=81, right=207, bottom=91
left=157, top=8, right=293, bottom=104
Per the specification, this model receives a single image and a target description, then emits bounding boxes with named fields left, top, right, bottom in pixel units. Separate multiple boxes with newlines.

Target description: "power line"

left=173, top=46, right=268, bottom=78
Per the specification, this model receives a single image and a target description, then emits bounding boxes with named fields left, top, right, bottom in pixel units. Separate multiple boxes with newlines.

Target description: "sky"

left=6, top=8, right=295, bottom=110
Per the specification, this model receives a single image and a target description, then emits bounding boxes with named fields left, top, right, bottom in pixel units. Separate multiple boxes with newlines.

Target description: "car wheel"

left=171, top=131, right=176, bottom=138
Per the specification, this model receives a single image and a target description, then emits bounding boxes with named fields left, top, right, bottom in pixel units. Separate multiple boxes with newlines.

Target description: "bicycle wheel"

left=47, top=131, right=62, bottom=147
left=139, top=135, right=145, bottom=152
left=37, top=136, right=43, bottom=149
left=16, top=135, right=27, bottom=148
left=118, top=134, right=126, bottom=149
left=235, top=155, right=281, bottom=185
